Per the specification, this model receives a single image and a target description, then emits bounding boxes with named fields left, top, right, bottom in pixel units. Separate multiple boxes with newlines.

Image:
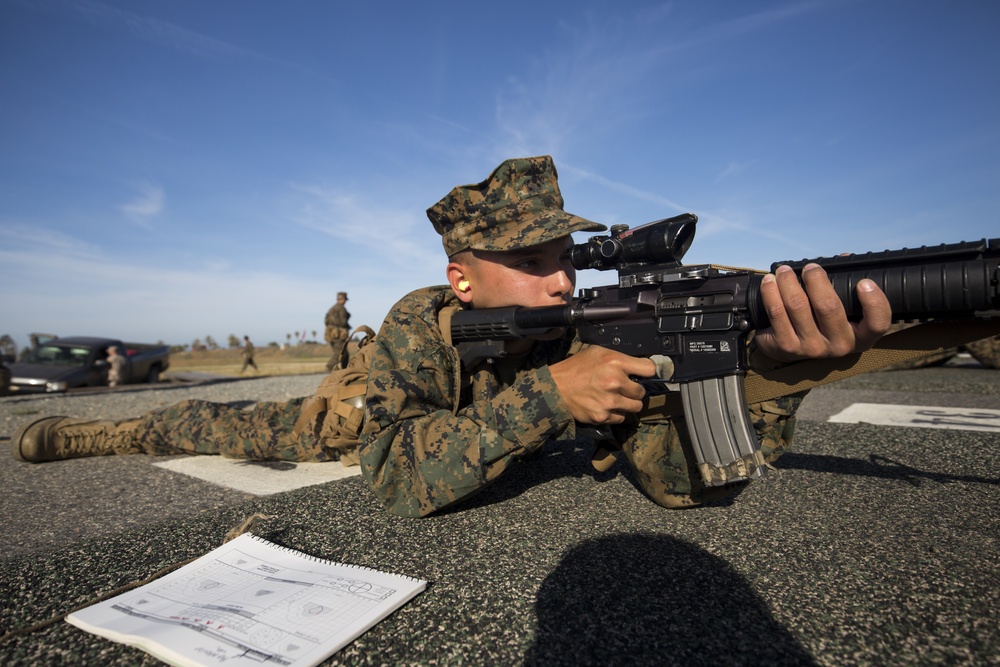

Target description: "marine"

left=11, top=156, right=894, bottom=519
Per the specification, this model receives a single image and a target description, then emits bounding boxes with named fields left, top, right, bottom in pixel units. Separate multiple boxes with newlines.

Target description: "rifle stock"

left=451, top=214, right=1000, bottom=487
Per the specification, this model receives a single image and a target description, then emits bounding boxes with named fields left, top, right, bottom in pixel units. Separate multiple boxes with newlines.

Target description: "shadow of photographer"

left=523, top=533, right=816, bottom=666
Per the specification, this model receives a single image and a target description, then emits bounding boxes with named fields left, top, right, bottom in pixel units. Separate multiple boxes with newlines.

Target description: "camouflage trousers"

left=619, top=393, right=805, bottom=508
left=966, top=335, right=1000, bottom=369
left=129, top=398, right=341, bottom=462
left=123, top=392, right=803, bottom=509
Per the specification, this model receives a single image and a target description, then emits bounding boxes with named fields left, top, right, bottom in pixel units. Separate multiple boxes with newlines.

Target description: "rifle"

left=450, top=213, right=1000, bottom=487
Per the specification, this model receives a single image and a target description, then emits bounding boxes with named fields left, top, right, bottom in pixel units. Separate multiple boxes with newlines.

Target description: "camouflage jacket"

left=359, top=286, right=806, bottom=518
left=325, top=304, right=350, bottom=329
left=360, top=286, right=578, bottom=517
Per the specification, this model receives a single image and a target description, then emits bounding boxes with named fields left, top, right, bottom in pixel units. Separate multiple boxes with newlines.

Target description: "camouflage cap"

left=427, top=155, right=607, bottom=256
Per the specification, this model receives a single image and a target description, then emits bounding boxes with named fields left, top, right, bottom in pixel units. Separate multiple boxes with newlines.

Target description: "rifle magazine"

left=680, top=375, right=765, bottom=486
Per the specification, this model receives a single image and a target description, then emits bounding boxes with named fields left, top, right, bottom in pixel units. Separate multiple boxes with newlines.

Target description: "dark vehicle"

left=7, top=336, right=170, bottom=393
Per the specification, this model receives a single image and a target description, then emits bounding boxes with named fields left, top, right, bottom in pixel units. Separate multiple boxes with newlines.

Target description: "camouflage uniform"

left=359, top=285, right=803, bottom=517
left=359, top=156, right=804, bottom=517
left=324, top=294, right=351, bottom=371
left=123, top=397, right=339, bottom=461
left=13, top=156, right=805, bottom=519
left=964, top=335, right=1000, bottom=369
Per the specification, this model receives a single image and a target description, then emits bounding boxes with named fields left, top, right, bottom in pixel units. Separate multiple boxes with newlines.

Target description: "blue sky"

left=2, top=0, right=998, bottom=351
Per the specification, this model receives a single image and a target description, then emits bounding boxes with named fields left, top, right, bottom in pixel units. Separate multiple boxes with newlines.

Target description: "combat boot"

left=11, top=416, right=143, bottom=463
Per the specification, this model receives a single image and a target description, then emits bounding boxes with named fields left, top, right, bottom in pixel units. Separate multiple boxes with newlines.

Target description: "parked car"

left=6, top=336, right=170, bottom=393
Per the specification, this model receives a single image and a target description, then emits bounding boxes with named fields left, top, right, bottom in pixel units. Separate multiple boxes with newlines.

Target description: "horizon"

left=2, top=0, right=999, bottom=351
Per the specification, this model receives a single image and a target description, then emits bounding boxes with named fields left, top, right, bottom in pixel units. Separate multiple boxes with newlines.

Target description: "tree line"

left=174, top=331, right=322, bottom=353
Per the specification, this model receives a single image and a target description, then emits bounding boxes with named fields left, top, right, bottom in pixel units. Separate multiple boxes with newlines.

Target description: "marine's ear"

left=446, top=260, right=474, bottom=304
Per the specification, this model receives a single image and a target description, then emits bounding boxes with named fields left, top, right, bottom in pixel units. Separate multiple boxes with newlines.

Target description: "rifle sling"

left=633, top=321, right=1000, bottom=423
left=744, top=320, right=1000, bottom=404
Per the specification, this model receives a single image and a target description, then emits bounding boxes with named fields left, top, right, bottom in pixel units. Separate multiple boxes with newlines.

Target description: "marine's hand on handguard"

left=753, top=262, right=893, bottom=363
left=549, top=345, right=655, bottom=425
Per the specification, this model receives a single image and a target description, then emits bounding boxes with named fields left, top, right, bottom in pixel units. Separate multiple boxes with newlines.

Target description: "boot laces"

left=57, top=423, right=114, bottom=457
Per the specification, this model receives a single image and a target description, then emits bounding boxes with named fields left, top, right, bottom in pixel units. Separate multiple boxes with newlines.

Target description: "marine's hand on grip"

left=753, top=263, right=892, bottom=363
left=549, top=346, right=655, bottom=425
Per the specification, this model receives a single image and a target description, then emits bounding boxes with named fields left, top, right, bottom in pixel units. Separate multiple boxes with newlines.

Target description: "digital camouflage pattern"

left=358, top=286, right=805, bottom=517
left=360, top=287, right=575, bottom=517
left=15, top=153, right=811, bottom=517
left=18, top=285, right=803, bottom=510
left=965, top=334, right=1000, bottom=369
left=426, top=155, right=606, bottom=256
left=324, top=302, right=350, bottom=342
left=620, top=393, right=804, bottom=507
left=99, top=397, right=342, bottom=461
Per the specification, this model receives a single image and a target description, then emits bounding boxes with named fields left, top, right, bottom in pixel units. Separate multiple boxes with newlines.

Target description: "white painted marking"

left=153, top=456, right=362, bottom=495
left=827, top=403, right=1000, bottom=433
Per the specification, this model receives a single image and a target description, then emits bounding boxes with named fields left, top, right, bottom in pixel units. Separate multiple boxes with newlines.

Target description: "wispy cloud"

left=289, top=183, right=440, bottom=273
left=563, top=163, right=809, bottom=260
left=83, top=0, right=335, bottom=82
left=119, top=181, right=164, bottom=227
left=716, top=160, right=760, bottom=182
left=491, top=2, right=829, bottom=157
left=491, top=12, right=668, bottom=157
left=0, top=230, right=394, bottom=346
left=565, top=164, right=690, bottom=213
left=0, top=223, right=103, bottom=257
left=69, top=0, right=246, bottom=58
left=15, top=0, right=337, bottom=82
left=711, top=1, right=827, bottom=39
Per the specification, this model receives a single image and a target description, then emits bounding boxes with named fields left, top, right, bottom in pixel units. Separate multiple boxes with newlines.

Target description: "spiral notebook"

left=66, top=533, right=427, bottom=667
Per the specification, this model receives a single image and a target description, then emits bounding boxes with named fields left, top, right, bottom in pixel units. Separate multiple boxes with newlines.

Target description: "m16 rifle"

left=450, top=213, right=1000, bottom=487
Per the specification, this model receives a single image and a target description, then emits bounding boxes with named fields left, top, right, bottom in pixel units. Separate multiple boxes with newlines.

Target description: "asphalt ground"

left=0, top=362, right=998, bottom=666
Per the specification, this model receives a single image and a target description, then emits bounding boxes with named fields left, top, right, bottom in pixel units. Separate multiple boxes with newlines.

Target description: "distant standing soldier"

left=324, top=291, right=351, bottom=371
left=241, top=336, right=259, bottom=374
left=106, top=345, right=126, bottom=388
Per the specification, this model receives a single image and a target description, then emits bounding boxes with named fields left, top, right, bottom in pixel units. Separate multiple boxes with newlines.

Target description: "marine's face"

left=466, top=236, right=576, bottom=310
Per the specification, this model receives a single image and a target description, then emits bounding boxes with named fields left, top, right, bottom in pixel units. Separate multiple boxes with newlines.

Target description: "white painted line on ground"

left=153, top=456, right=362, bottom=495
left=827, top=403, right=1000, bottom=433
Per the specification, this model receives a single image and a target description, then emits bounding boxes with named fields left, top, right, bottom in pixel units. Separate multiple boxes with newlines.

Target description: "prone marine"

left=11, top=156, right=893, bottom=517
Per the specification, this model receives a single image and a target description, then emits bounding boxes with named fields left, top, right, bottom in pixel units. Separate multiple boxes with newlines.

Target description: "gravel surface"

left=1, top=368, right=997, bottom=666
left=0, top=375, right=332, bottom=558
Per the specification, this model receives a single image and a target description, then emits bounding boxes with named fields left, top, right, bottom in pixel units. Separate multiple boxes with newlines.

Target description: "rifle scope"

left=570, top=213, right=698, bottom=271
